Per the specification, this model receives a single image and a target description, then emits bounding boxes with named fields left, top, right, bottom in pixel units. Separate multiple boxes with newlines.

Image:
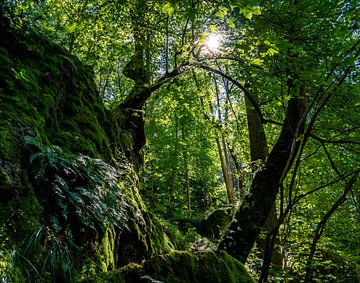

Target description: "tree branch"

left=192, top=62, right=266, bottom=124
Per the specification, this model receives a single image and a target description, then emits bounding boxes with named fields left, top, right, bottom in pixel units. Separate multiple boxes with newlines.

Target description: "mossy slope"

left=0, top=13, right=170, bottom=278
left=0, top=12, right=253, bottom=283
left=89, top=250, right=255, bottom=283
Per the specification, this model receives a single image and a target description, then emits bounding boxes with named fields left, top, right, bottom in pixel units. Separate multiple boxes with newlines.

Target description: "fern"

left=24, top=136, right=130, bottom=232
left=23, top=136, right=133, bottom=281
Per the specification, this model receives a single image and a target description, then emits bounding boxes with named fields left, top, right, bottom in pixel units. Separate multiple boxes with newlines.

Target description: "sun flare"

left=205, top=34, right=221, bottom=52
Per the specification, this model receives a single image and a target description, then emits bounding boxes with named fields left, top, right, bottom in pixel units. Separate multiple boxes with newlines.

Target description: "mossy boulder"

left=88, top=250, right=255, bottom=283
left=197, top=207, right=235, bottom=240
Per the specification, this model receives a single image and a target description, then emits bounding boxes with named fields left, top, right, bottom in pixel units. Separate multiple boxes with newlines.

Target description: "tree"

left=5, top=0, right=360, bottom=281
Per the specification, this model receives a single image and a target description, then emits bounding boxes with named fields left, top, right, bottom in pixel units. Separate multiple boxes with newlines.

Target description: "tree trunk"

left=115, top=0, right=150, bottom=167
left=219, top=97, right=306, bottom=263
left=245, top=95, right=268, bottom=163
left=215, top=135, right=235, bottom=203
left=169, top=112, right=179, bottom=207
left=245, top=94, right=283, bottom=267
left=214, top=78, right=236, bottom=203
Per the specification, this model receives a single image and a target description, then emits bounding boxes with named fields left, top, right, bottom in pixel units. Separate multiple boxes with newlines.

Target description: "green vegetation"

left=89, top=250, right=255, bottom=283
left=1, top=0, right=359, bottom=282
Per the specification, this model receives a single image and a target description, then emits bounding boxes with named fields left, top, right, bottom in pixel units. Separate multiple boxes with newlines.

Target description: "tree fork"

left=219, top=97, right=306, bottom=262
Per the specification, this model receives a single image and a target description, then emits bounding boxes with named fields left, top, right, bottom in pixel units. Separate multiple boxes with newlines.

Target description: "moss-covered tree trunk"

left=219, top=96, right=306, bottom=263
left=245, top=94, right=283, bottom=267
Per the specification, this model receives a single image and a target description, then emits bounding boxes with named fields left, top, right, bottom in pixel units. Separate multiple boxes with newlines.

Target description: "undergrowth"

left=20, top=136, right=133, bottom=281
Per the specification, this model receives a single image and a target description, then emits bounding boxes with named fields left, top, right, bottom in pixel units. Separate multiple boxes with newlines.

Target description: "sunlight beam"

left=205, top=34, right=221, bottom=52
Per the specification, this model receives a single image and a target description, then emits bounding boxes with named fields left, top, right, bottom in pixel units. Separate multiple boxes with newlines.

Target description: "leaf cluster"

left=24, top=136, right=130, bottom=234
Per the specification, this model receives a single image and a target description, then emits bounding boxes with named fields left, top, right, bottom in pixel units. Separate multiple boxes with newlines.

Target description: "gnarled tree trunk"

left=219, top=97, right=306, bottom=263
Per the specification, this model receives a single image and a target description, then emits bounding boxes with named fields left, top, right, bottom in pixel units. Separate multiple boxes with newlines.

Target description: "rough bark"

left=214, top=78, right=236, bottom=203
left=245, top=95, right=269, bottom=162
left=245, top=94, right=283, bottom=267
left=219, top=97, right=306, bottom=263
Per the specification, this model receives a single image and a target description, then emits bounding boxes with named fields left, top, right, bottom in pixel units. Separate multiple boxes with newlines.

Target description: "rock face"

left=0, top=12, right=253, bottom=282
left=0, top=12, right=170, bottom=281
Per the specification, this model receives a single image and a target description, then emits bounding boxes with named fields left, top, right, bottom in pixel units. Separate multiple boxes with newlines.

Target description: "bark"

left=222, top=137, right=236, bottom=202
left=215, top=136, right=235, bottom=203
left=115, top=0, right=182, bottom=166
left=182, top=123, right=191, bottom=213
left=214, top=77, right=236, bottom=203
left=245, top=95, right=268, bottom=162
left=169, top=112, right=179, bottom=206
left=245, top=94, right=283, bottom=268
left=219, top=97, right=306, bottom=263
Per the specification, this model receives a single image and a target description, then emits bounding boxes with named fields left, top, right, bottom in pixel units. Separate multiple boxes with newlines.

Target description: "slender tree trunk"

left=222, top=137, right=235, bottom=201
left=183, top=148, right=191, bottom=214
left=184, top=157, right=191, bottom=213
left=221, top=75, right=244, bottom=194
left=214, top=77, right=236, bottom=203
left=223, top=98, right=236, bottom=202
left=215, top=136, right=234, bottom=203
left=227, top=143, right=244, bottom=195
left=181, top=122, right=191, bottom=214
left=169, top=112, right=179, bottom=206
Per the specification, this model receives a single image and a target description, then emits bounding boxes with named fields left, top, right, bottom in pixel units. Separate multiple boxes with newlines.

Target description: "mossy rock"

left=198, top=207, right=235, bottom=240
left=0, top=14, right=112, bottom=159
left=0, top=187, right=43, bottom=249
left=87, top=250, right=255, bottom=283
left=175, top=207, right=235, bottom=242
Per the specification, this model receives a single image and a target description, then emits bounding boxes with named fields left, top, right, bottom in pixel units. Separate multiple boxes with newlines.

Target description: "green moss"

left=0, top=14, right=205, bottom=283
left=198, top=207, right=235, bottom=240
left=0, top=20, right=112, bottom=158
left=0, top=188, right=43, bottom=248
left=88, top=250, right=255, bottom=283
left=0, top=128, right=20, bottom=160
left=99, top=226, right=116, bottom=271
left=0, top=47, right=11, bottom=82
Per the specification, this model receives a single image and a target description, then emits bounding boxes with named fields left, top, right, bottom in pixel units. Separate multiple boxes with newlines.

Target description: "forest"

left=0, top=0, right=359, bottom=282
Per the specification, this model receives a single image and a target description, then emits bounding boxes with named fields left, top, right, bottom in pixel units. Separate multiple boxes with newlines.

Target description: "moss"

left=0, top=128, right=20, bottom=160
left=0, top=16, right=120, bottom=279
left=0, top=123, right=24, bottom=199
left=116, top=177, right=174, bottom=266
left=198, top=207, right=235, bottom=241
left=0, top=19, right=112, bottom=158
left=88, top=250, right=255, bottom=283
left=0, top=14, right=230, bottom=283
left=0, top=187, right=43, bottom=248
left=99, top=226, right=116, bottom=271
left=0, top=47, right=11, bottom=83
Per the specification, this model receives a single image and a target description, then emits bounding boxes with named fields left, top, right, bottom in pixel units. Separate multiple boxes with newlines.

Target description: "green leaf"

left=209, top=25, right=216, bottom=33
left=244, top=11, right=253, bottom=19
left=267, top=47, right=278, bottom=56
left=65, top=22, right=77, bottom=33
left=226, top=18, right=236, bottom=28
left=162, top=2, right=177, bottom=17
left=216, top=6, right=228, bottom=19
